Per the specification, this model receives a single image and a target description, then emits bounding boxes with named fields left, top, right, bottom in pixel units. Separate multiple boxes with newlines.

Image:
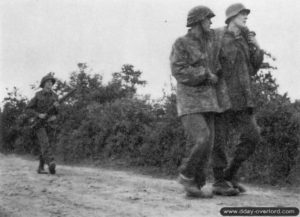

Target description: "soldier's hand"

left=54, top=101, right=59, bottom=107
left=38, top=113, right=47, bottom=119
left=47, top=115, right=57, bottom=122
left=248, top=33, right=260, bottom=48
left=207, top=73, right=218, bottom=85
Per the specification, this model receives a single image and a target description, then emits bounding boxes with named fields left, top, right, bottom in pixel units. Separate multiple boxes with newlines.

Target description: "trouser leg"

left=39, top=155, right=45, bottom=169
left=194, top=114, right=215, bottom=187
left=224, top=110, right=261, bottom=181
left=212, top=113, right=229, bottom=182
left=180, top=113, right=213, bottom=187
left=36, top=127, right=54, bottom=166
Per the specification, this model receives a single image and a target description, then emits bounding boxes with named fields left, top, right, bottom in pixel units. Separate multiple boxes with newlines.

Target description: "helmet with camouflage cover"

left=225, top=3, right=250, bottom=24
left=39, top=73, right=56, bottom=88
left=186, top=6, right=215, bottom=27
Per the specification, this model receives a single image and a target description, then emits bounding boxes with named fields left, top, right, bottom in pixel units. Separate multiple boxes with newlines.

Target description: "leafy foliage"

left=0, top=64, right=299, bottom=184
left=242, top=71, right=300, bottom=184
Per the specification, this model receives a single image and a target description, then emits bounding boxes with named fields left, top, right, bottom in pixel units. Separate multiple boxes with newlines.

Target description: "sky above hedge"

left=1, top=0, right=299, bottom=102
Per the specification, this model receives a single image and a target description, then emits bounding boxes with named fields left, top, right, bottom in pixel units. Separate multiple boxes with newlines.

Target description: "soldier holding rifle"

left=26, top=73, right=59, bottom=175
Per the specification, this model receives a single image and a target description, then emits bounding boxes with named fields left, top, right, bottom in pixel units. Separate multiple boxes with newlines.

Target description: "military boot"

left=178, top=174, right=213, bottom=198
left=224, top=160, right=246, bottom=193
left=212, top=168, right=239, bottom=196
left=229, top=179, right=247, bottom=193
left=37, top=156, right=48, bottom=174
left=48, top=161, right=56, bottom=175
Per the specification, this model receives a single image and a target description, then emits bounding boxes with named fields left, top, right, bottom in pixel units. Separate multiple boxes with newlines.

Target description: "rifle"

left=241, top=27, right=277, bottom=70
left=260, top=62, right=277, bottom=70
left=29, top=88, right=77, bottom=129
left=241, top=27, right=276, bottom=59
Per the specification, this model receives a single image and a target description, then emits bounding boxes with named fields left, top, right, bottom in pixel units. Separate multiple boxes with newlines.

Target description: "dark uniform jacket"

left=170, top=29, right=231, bottom=117
left=26, top=89, right=58, bottom=117
left=215, top=27, right=264, bottom=111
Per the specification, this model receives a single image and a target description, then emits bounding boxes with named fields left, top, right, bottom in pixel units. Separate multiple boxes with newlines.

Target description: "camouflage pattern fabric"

left=180, top=113, right=215, bottom=187
left=216, top=26, right=264, bottom=111
left=212, top=26, right=263, bottom=177
left=212, top=109, right=261, bottom=169
left=170, top=29, right=231, bottom=117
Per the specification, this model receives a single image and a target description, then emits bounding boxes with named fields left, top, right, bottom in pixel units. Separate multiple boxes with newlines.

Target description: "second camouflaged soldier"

left=212, top=3, right=264, bottom=194
left=26, top=73, right=59, bottom=175
left=170, top=6, right=237, bottom=198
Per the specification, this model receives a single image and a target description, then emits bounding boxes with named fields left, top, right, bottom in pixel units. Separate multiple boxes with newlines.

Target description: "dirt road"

left=0, top=153, right=299, bottom=217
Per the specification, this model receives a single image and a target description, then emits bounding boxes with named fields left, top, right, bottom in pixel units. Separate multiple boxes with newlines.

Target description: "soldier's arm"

left=250, top=48, right=264, bottom=75
left=170, top=39, right=209, bottom=86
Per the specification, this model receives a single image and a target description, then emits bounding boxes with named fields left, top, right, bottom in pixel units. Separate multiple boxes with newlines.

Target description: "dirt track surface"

left=0, top=153, right=299, bottom=217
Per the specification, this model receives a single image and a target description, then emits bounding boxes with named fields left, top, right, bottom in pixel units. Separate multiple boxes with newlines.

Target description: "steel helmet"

left=40, top=73, right=56, bottom=88
left=186, top=6, right=215, bottom=27
left=225, top=3, right=250, bottom=24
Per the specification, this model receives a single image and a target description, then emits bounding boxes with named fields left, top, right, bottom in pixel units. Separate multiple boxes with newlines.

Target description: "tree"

left=1, top=87, right=28, bottom=152
left=111, top=64, right=147, bottom=98
left=239, top=69, right=300, bottom=184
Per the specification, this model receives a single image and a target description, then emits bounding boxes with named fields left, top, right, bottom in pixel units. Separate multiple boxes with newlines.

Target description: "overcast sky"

left=1, top=0, right=300, bottom=103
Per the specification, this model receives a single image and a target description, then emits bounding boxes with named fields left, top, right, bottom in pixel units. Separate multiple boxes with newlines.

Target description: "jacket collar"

left=41, top=89, right=53, bottom=95
left=224, top=26, right=244, bottom=40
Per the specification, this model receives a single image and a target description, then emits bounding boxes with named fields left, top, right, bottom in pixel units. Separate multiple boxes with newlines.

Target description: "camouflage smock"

left=216, top=27, right=264, bottom=110
left=170, top=29, right=231, bottom=117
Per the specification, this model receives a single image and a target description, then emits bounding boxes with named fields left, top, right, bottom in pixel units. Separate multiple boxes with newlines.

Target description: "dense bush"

left=0, top=87, right=33, bottom=153
left=241, top=72, right=300, bottom=184
left=0, top=64, right=299, bottom=184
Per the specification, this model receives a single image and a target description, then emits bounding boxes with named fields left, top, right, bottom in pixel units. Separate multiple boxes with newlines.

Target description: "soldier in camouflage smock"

left=212, top=3, right=264, bottom=195
left=170, top=6, right=235, bottom=198
left=26, top=73, right=59, bottom=174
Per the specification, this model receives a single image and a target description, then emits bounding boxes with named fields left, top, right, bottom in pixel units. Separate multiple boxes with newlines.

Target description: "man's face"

left=201, top=17, right=212, bottom=32
left=44, top=80, right=53, bottom=90
left=232, top=11, right=248, bottom=28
